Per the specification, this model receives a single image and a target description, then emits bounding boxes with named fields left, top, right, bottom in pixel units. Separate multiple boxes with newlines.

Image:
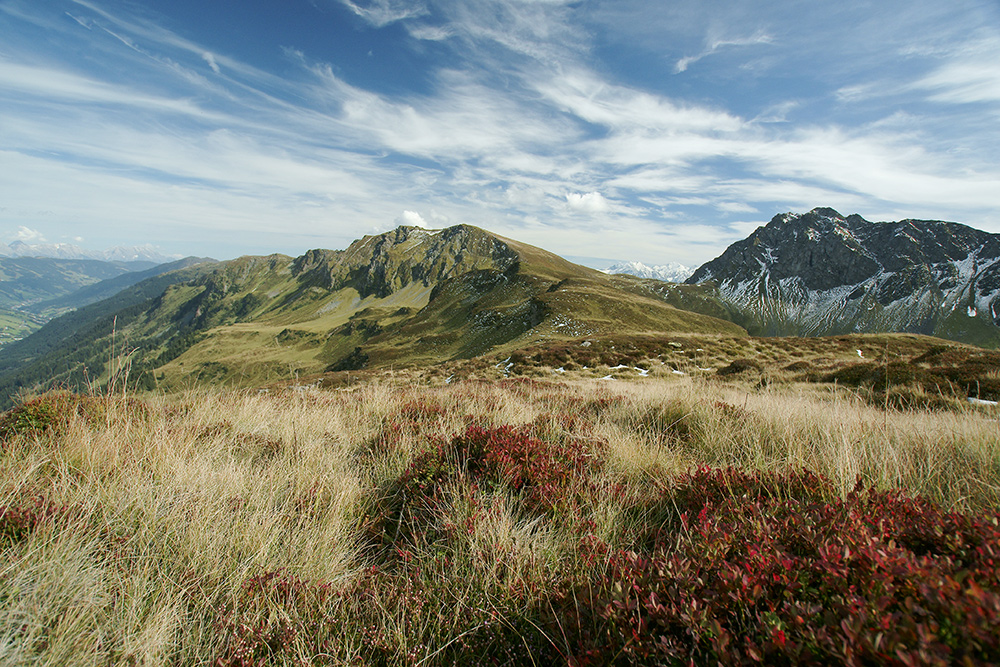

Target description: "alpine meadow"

left=3, top=0, right=1000, bottom=665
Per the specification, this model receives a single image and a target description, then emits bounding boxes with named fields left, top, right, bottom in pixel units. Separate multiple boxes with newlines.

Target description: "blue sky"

left=1, top=0, right=999, bottom=268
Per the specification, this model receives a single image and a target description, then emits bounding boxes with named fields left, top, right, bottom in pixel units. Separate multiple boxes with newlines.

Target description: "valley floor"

left=1, top=372, right=999, bottom=664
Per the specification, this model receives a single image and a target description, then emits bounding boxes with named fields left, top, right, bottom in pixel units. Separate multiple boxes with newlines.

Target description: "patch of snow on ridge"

left=832, top=224, right=859, bottom=244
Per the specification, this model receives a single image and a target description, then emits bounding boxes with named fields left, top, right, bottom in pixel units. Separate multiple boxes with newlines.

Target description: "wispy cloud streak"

left=0, top=0, right=998, bottom=265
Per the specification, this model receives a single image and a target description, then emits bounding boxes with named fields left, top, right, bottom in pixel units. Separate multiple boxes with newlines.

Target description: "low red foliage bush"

left=0, top=495, right=66, bottom=547
left=213, top=569, right=336, bottom=667
left=0, top=391, right=150, bottom=442
left=401, top=424, right=600, bottom=514
left=555, top=467, right=1000, bottom=666
left=363, top=424, right=602, bottom=558
left=214, top=562, right=548, bottom=666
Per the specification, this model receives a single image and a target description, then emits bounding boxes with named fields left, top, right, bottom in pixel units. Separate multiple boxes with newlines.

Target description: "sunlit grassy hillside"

left=2, top=366, right=999, bottom=665
left=0, top=226, right=747, bottom=408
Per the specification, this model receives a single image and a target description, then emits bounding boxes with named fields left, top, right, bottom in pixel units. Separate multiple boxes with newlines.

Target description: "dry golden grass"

left=1, top=372, right=998, bottom=664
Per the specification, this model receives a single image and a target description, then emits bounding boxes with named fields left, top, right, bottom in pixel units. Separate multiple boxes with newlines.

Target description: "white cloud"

left=753, top=100, right=799, bottom=124
left=407, top=24, right=452, bottom=41
left=15, top=226, right=47, bottom=242
left=65, top=12, right=92, bottom=29
left=396, top=210, right=428, bottom=227
left=675, top=30, right=773, bottom=73
left=0, top=62, right=227, bottom=121
left=540, top=71, right=743, bottom=134
left=504, top=184, right=548, bottom=207
left=910, top=36, right=1000, bottom=103
left=716, top=202, right=757, bottom=214
left=428, top=209, right=451, bottom=224
left=337, top=0, right=427, bottom=27
left=331, top=68, right=574, bottom=161
left=565, top=192, right=610, bottom=214
left=202, top=52, right=221, bottom=74
left=917, top=62, right=1000, bottom=104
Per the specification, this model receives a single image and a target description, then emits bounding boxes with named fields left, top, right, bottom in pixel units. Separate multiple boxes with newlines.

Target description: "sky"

left=1, top=0, right=999, bottom=268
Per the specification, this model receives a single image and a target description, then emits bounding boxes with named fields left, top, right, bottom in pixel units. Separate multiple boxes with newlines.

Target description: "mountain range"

left=603, top=261, right=692, bottom=283
left=0, top=254, right=214, bottom=348
left=0, top=240, right=179, bottom=264
left=2, top=208, right=1000, bottom=405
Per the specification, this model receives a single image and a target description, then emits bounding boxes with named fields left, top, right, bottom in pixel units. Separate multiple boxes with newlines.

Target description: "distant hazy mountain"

left=0, top=240, right=179, bottom=264
left=0, top=257, right=152, bottom=311
left=25, top=256, right=217, bottom=317
left=604, top=261, right=693, bottom=283
left=684, top=207, right=1000, bottom=347
left=0, top=258, right=220, bottom=396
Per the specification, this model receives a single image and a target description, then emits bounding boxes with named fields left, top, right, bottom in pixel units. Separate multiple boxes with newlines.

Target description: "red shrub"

left=0, top=495, right=67, bottom=546
left=364, top=424, right=603, bottom=557
left=213, top=569, right=336, bottom=667
left=401, top=424, right=600, bottom=514
left=556, top=468, right=1000, bottom=666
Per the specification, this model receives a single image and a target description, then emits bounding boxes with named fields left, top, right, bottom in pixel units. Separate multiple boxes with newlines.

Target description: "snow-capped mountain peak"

left=603, top=260, right=693, bottom=283
left=684, top=207, right=1000, bottom=346
left=0, top=240, right=180, bottom=264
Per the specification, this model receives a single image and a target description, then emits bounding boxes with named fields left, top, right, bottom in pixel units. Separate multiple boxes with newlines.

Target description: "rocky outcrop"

left=687, top=208, right=1000, bottom=346
left=292, top=225, right=520, bottom=298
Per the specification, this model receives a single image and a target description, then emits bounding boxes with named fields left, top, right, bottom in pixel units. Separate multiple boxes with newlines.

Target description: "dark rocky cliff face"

left=685, top=208, right=1000, bottom=346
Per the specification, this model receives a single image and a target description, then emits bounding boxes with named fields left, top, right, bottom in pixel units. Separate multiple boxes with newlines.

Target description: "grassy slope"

left=2, top=226, right=743, bottom=398
left=346, top=233, right=746, bottom=368
left=0, top=262, right=220, bottom=407
left=24, top=257, right=216, bottom=318
left=0, top=308, right=46, bottom=346
left=1, top=368, right=999, bottom=664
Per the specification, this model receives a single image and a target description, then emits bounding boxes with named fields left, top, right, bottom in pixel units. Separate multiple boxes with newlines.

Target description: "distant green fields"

left=0, top=308, right=45, bottom=346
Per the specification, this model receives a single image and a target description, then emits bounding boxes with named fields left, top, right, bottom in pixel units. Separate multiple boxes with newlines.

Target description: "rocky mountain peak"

left=808, top=206, right=845, bottom=220
left=291, top=224, right=520, bottom=299
left=685, top=208, right=1000, bottom=344
left=690, top=209, right=879, bottom=292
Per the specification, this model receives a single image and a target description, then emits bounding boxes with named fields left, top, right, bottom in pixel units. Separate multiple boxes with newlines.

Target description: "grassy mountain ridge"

left=146, top=224, right=742, bottom=391
left=0, top=225, right=744, bottom=404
